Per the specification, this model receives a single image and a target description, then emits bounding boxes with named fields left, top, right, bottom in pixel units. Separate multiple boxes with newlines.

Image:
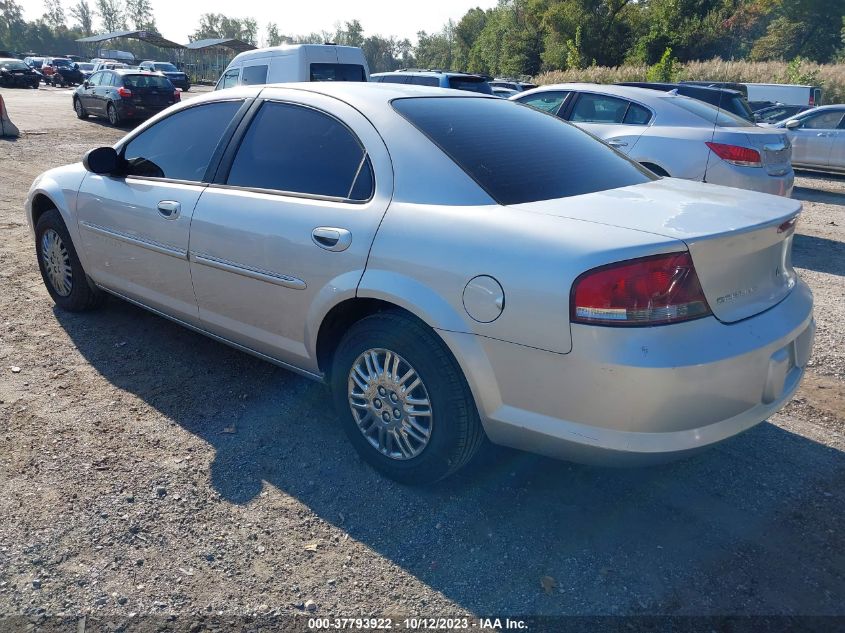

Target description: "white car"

left=776, top=105, right=845, bottom=174
left=513, top=83, right=794, bottom=197
left=27, top=83, right=813, bottom=483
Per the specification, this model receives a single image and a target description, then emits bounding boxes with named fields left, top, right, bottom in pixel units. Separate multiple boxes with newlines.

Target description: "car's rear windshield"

left=154, top=63, right=178, bottom=72
left=78, top=63, right=94, bottom=70
left=53, top=59, right=73, bottom=67
left=2, top=60, right=29, bottom=70
left=393, top=97, right=653, bottom=206
left=448, top=76, right=493, bottom=94
left=122, top=74, right=172, bottom=89
left=666, top=95, right=755, bottom=127
left=310, top=63, right=366, bottom=82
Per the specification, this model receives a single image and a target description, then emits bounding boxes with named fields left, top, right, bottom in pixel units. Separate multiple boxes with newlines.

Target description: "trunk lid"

left=513, top=178, right=801, bottom=323
left=713, top=127, right=792, bottom=177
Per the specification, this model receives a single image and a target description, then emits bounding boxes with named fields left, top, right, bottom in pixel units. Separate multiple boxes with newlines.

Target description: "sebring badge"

left=716, top=287, right=757, bottom=304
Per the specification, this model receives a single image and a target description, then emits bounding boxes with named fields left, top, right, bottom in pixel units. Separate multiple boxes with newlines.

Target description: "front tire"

left=74, top=98, right=88, bottom=119
left=35, top=209, right=104, bottom=312
left=330, top=311, right=484, bottom=484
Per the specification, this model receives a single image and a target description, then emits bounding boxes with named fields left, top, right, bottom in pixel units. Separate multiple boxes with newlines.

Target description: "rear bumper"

left=705, top=160, right=794, bottom=197
left=116, top=102, right=173, bottom=120
left=440, top=280, right=814, bottom=464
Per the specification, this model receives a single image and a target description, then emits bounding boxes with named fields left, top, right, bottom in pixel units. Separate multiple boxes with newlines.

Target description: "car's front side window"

left=218, top=69, right=239, bottom=90
left=802, top=111, right=845, bottom=130
left=225, top=101, right=373, bottom=200
left=121, top=101, right=243, bottom=181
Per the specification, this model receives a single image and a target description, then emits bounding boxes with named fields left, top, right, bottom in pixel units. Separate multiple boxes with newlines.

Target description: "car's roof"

left=109, top=69, right=162, bottom=75
left=372, top=70, right=485, bottom=78
left=519, top=82, right=677, bottom=104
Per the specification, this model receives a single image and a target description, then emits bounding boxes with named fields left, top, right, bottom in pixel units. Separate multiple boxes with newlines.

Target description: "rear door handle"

left=608, top=139, right=628, bottom=148
left=312, top=227, right=352, bottom=252
left=157, top=200, right=181, bottom=219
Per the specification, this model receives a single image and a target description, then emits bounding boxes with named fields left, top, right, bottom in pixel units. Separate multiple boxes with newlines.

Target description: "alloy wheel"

left=40, top=229, right=73, bottom=297
left=347, top=348, right=433, bottom=460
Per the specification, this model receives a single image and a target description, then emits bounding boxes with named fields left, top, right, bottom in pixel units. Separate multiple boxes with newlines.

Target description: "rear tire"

left=35, top=209, right=105, bottom=312
left=330, top=310, right=484, bottom=484
left=107, top=102, right=120, bottom=126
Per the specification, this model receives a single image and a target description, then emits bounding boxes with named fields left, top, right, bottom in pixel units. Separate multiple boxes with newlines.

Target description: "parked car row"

left=7, top=56, right=188, bottom=90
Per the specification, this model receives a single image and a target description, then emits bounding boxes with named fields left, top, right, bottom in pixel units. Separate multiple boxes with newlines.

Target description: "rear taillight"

left=706, top=142, right=761, bottom=167
left=173, top=89, right=181, bottom=101
left=571, top=252, right=712, bottom=326
left=117, top=87, right=132, bottom=98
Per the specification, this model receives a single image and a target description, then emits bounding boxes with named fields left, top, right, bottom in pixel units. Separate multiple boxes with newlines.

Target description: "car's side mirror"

left=83, top=147, right=121, bottom=175
left=785, top=119, right=801, bottom=130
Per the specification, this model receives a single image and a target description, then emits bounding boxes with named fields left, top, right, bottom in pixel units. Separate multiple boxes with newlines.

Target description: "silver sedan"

left=777, top=105, right=845, bottom=174
left=27, top=83, right=814, bottom=483
left=513, top=83, right=795, bottom=196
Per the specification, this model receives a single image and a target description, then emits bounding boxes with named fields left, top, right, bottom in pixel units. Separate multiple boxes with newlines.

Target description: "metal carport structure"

left=185, top=38, right=256, bottom=85
left=76, top=30, right=185, bottom=65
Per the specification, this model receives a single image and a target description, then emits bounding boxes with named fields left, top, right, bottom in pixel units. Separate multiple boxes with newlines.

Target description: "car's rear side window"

left=393, top=97, right=652, bottom=206
left=517, top=91, right=570, bottom=115
left=408, top=76, right=439, bottom=87
left=122, top=101, right=243, bottom=181
left=226, top=101, right=373, bottom=200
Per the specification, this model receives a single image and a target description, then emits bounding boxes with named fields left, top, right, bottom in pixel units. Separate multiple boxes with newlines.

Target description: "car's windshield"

left=154, top=63, right=178, bottom=72
left=122, top=74, right=172, bottom=89
left=78, top=63, right=94, bottom=71
left=52, top=59, right=73, bottom=67
left=393, top=96, right=653, bottom=205
left=665, top=95, right=755, bottom=128
left=1, top=60, right=29, bottom=71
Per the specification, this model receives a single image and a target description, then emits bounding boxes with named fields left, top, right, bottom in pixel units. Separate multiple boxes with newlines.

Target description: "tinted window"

left=801, top=111, right=844, bottom=129
left=448, top=77, right=493, bottom=94
left=408, top=76, right=439, bottom=87
left=571, top=93, right=630, bottom=123
left=122, top=101, right=242, bottom=180
left=227, top=102, right=373, bottom=200
left=218, top=69, right=239, bottom=90
left=310, top=63, right=365, bottom=82
left=154, top=63, right=178, bottom=72
left=394, top=97, right=652, bottom=205
left=380, top=75, right=409, bottom=84
left=517, top=91, right=570, bottom=115
left=123, top=74, right=172, bottom=89
left=668, top=96, right=754, bottom=127
left=241, top=64, right=268, bottom=85
left=624, top=102, right=651, bottom=125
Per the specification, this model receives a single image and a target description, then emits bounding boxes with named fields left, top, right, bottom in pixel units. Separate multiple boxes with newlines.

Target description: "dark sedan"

left=44, top=57, right=84, bottom=86
left=73, top=69, right=180, bottom=126
left=138, top=61, right=190, bottom=91
left=0, top=58, right=41, bottom=88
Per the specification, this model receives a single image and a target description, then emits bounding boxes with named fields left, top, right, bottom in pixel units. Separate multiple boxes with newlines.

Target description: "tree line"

left=2, top=0, right=843, bottom=75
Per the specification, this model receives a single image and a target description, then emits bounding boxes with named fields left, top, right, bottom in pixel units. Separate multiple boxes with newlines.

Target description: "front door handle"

left=157, top=200, right=181, bottom=219
left=608, top=139, right=628, bottom=148
left=312, top=227, right=352, bottom=252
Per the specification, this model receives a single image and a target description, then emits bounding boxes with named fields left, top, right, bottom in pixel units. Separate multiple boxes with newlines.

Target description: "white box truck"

left=743, top=83, right=823, bottom=107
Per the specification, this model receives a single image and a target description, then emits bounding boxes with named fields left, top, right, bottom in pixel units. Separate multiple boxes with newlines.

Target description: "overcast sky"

left=17, top=0, right=497, bottom=44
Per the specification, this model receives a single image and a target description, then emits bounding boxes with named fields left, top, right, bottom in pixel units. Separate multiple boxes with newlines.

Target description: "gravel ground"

left=0, top=86, right=843, bottom=626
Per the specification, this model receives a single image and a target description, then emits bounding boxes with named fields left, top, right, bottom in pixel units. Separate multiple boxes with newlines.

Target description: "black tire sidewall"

left=331, top=312, right=478, bottom=484
left=108, top=103, right=118, bottom=126
left=34, top=209, right=98, bottom=311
